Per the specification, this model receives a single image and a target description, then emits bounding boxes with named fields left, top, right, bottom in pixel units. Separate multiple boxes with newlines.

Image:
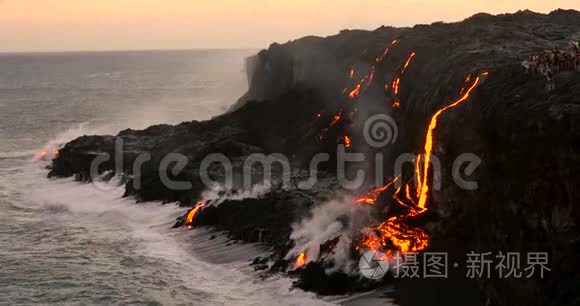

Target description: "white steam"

left=200, top=182, right=273, bottom=207
left=287, top=194, right=371, bottom=273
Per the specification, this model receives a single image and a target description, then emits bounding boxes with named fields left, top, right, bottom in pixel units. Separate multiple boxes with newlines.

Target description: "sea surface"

left=0, top=50, right=337, bottom=305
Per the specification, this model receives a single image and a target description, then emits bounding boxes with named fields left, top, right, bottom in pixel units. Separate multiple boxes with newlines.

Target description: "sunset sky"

left=0, top=0, right=577, bottom=52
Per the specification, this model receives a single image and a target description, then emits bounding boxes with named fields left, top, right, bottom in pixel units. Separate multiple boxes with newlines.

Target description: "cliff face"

left=49, top=10, right=579, bottom=306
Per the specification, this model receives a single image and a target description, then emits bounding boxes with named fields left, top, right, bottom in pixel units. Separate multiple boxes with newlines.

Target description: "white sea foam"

left=0, top=128, right=334, bottom=306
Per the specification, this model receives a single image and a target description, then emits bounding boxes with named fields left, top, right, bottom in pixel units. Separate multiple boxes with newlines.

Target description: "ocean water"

left=0, top=50, right=334, bottom=305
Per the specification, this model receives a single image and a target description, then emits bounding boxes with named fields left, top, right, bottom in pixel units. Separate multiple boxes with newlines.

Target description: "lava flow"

left=309, top=40, right=485, bottom=265
left=416, top=75, right=482, bottom=209
left=344, top=135, right=352, bottom=148
left=401, top=52, right=416, bottom=74
left=36, top=149, right=59, bottom=160
left=315, top=39, right=400, bottom=141
left=354, top=177, right=399, bottom=205
left=349, top=83, right=363, bottom=100
left=392, top=77, right=401, bottom=95
left=295, top=252, right=307, bottom=269
left=357, top=72, right=485, bottom=254
left=37, top=151, right=48, bottom=159
left=376, top=39, right=399, bottom=63
left=185, top=202, right=206, bottom=229
left=316, top=110, right=343, bottom=140
left=389, top=51, right=416, bottom=102
left=376, top=48, right=390, bottom=64
left=348, top=66, right=375, bottom=100
left=360, top=216, right=429, bottom=253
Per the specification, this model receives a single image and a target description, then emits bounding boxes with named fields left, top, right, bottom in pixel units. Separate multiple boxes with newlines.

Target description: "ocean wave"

left=0, top=150, right=37, bottom=159
left=1, top=163, right=333, bottom=306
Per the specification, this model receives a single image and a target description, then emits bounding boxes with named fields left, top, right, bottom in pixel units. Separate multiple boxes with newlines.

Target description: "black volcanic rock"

left=48, top=10, right=580, bottom=306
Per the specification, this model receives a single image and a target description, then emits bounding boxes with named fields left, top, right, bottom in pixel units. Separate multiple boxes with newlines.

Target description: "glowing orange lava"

left=349, top=83, right=362, bottom=100
left=357, top=72, right=486, bottom=256
left=344, top=135, right=351, bottom=148
left=376, top=48, right=390, bottom=63
left=349, top=66, right=375, bottom=100
left=377, top=216, right=429, bottom=253
left=186, top=202, right=205, bottom=228
left=405, top=184, right=413, bottom=202
left=354, top=177, right=399, bottom=205
left=360, top=216, right=429, bottom=253
left=365, top=66, right=375, bottom=89
left=295, top=252, right=307, bottom=268
left=316, top=111, right=343, bottom=140
left=393, top=78, right=401, bottom=95
left=459, top=74, right=472, bottom=94
left=358, top=232, right=382, bottom=251
left=392, top=185, right=417, bottom=210
left=401, top=52, right=416, bottom=74
left=386, top=51, right=416, bottom=109
left=416, top=75, right=482, bottom=210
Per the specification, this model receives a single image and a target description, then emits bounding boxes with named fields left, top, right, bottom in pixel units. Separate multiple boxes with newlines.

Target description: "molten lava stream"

left=349, top=83, right=362, bottom=100
left=416, top=75, right=482, bottom=210
left=295, top=252, right=307, bottom=269
left=185, top=202, right=205, bottom=229
left=348, top=66, right=375, bottom=100
left=357, top=72, right=487, bottom=255
left=344, top=135, right=351, bottom=148
left=316, top=110, right=343, bottom=140
left=354, top=177, right=399, bottom=205
left=392, top=78, right=401, bottom=95
left=401, top=52, right=416, bottom=74
left=376, top=48, right=390, bottom=63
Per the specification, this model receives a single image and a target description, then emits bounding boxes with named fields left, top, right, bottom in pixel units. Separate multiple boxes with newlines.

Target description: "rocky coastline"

left=48, top=9, right=580, bottom=306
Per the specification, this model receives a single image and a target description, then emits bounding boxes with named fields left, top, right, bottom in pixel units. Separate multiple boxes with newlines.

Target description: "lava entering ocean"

left=185, top=202, right=206, bottom=229
left=357, top=72, right=485, bottom=254
left=295, top=252, right=307, bottom=269
left=302, top=39, right=485, bottom=270
left=36, top=149, right=59, bottom=160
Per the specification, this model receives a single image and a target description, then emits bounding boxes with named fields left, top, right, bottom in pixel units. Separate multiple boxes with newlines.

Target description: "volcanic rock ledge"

left=49, top=10, right=580, bottom=306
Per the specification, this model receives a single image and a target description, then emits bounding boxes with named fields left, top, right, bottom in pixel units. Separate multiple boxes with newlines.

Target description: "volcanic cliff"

left=48, top=9, right=580, bottom=306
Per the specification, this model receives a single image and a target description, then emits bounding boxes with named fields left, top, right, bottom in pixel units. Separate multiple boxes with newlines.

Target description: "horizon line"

left=0, top=47, right=261, bottom=55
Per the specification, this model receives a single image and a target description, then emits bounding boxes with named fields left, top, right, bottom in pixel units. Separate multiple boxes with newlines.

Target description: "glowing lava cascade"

left=354, top=177, right=399, bottom=205
left=416, top=75, right=482, bottom=210
left=185, top=202, right=206, bottom=229
left=294, top=252, right=307, bottom=269
left=305, top=37, right=486, bottom=268
left=357, top=72, right=486, bottom=254
left=315, top=39, right=404, bottom=144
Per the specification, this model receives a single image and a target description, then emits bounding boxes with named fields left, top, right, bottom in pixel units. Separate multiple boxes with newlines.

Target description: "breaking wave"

left=0, top=124, right=335, bottom=305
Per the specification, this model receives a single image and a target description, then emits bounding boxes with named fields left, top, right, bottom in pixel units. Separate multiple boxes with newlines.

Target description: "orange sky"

left=0, top=0, right=577, bottom=52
